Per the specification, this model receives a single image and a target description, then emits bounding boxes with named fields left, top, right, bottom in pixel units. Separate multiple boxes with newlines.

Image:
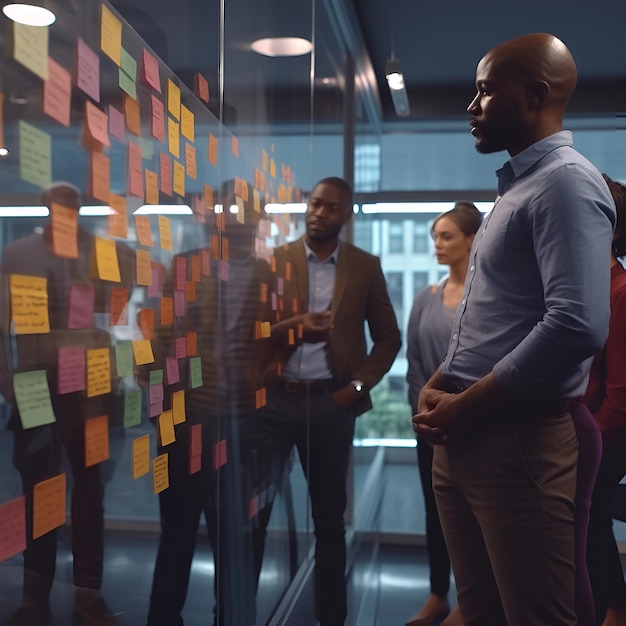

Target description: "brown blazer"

left=262, top=237, right=401, bottom=416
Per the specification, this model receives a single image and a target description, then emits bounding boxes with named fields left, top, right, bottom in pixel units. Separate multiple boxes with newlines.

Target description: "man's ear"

left=528, top=80, right=549, bottom=108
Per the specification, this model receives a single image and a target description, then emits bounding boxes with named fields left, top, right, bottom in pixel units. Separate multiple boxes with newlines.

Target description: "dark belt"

left=274, top=378, right=336, bottom=394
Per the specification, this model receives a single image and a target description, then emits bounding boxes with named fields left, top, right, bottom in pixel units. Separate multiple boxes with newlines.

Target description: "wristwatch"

left=350, top=379, right=365, bottom=393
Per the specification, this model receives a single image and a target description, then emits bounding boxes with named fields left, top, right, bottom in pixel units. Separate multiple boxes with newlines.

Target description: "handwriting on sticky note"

left=185, top=143, right=197, bottom=179
left=158, top=216, right=172, bottom=250
left=43, top=57, right=71, bottom=127
left=100, top=4, right=122, bottom=66
left=124, top=389, right=142, bottom=427
left=150, top=95, right=165, bottom=142
left=175, top=336, right=187, bottom=359
left=167, top=79, right=180, bottom=119
left=136, top=249, right=153, bottom=287
left=145, top=169, right=159, bottom=205
left=13, top=370, right=55, bottom=429
left=85, top=101, right=110, bottom=147
left=108, top=104, right=124, bottom=142
left=168, top=118, right=180, bottom=158
left=33, top=473, right=66, bottom=540
left=0, top=496, right=26, bottom=563
left=153, top=454, right=169, bottom=493
left=87, top=348, right=111, bottom=398
left=13, top=22, right=48, bottom=80
left=68, top=283, right=94, bottom=330
left=180, top=105, right=194, bottom=142
left=50, top=202, right=78, bottom=259
left=132, top=339, right=154, bottom=365
left=135, top=215, right=154, bottom=247
left=76, top=38, right=99, bottom=102
left=94, top=237, right=121, bottom=282
left=57, top=345, right=86, bottom=395
left=108, top=193, right=128, bottom=239
left=18, top=121, right=51, bottom=188
left=173, top=160, right=185, bottom=196
left=133, top=434, right=150, bottom=478
left=10, top=274, right=49, bottom=335
left=85, top=415, right=110, bottom=467
left=142, top=50, right=161, bottom=92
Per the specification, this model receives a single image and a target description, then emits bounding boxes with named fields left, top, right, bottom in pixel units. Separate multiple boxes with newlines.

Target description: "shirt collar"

left=503, top=130, right=573, bottom=179
left=303, top=239, right=340, bottom=263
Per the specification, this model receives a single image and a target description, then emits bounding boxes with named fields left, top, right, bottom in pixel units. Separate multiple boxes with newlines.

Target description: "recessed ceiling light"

left=0, top=148, right=9, bottom=157
left=2, top=3, right=56, bottom=27
left=251, top=37, right=312, bottom=57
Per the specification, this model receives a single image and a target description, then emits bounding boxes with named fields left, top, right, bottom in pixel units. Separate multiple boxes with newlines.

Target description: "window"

left=388, top=223, right=404, bottom=253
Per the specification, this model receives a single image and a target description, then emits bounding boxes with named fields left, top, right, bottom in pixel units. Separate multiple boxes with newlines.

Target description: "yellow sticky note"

left=13, top=22, right=48, bottom=80
left=270, top=158, right=276, bottom=178
left=132, top=339, right=154, bottom=365
left=84, top=415, right=110, bottom=467
left=100, top=4, right=122, bottom=66
left=173, top=160, right=185, bottom=196
left=10, top=274, right=50, bottom=335
left=261, top=150, right=269, bottom=172
left=135, top=215, right=154, bottom=247
left=158, top=410, right=175, bottom=446
left=167, top=117, right=180, bottom=158
left=33, top=473, right=66, bottom=540
left=167, top=79, right=180, bottom=120
left=132, top=434, right=150, bottom=479
left=172, top=390, right=186, bottom=425
left=145, top=169, right=159, bottom=205
left=94, top=237, right=121, bottom=282
left=158, top=216, right=172, bottom=250
left=180, top=105, right=194, bottom=142
left=153, top=454, right=169, bottom=494
left=136, top=248, right=153, bottom=286
left=86, top=348, right=111, bottom=398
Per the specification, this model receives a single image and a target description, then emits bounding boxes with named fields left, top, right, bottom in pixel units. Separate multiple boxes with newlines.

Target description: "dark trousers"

left=433, top=413, right=578, bottom=626
left=12, top=397, right=105, bottom=604
left=416, top=435, right=451, bottom=598
left=250, top=386, right=355, bottom=626
left=587, top=429, right=626, bottom=624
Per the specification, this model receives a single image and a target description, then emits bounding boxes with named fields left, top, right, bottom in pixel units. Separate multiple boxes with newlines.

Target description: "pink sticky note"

left=219, top=260, right=229, bottom=282
left=219, top=439, right=227, bottom=466
left=150, top=96, right=165, bottom=142
left=57, top=345, right=86, bottom=394
left=189, top=423, right=202, bottom=457
left=147, top=268, right=160, bottom=298
left=149, top=401, right=163, bottom=418
left=175, top=337, right=186, bottom=359
left=165, top=357, right=179, bottom=385
left=68, top=283, right=95, bottom=329
left=43, top=57, right=71, bottom=127
left=159, top=152, right=172, bottom=197
left=174, top=290, right=185, bottom=317
left=0, top=496, right=26, bottom=563
left=108, top=105, right=125, bottom=142
left=76, top=38, right=100, bottom=102
left=141, top=50, right=161, bottom=93
left=271, top=292, right=278, bottom=311
left=175, top=257, right=187, bottom=291
left=149, top=383, right=164, bottom=405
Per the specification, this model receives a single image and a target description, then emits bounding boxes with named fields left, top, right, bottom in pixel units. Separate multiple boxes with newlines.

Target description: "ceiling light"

left=386, top=58, right=410, bottom=117
left=2, top=3, right=56, bottom=26
left=133, top=204, right=193, bottom=215
left=0, top=205, right=49, bottom=217
left=251, top=37, right=312, bottom=57
left=0, top=148, right=9, bottom=157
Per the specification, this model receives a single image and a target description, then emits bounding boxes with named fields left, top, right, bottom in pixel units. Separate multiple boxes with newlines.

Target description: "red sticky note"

left=189, top=453, right=201, bottom=475
left=76, top=38, right=100, bottom=102
left=68, top=283, right=95, bottom=329
left=57, top=345, right=86, bottom=395
left=150, top=95, right=165, bottom=142
left=141, top=49, right=161, bottom=92
left=0, top=496, right=26, bottom=563
left=43, top=57, right=71, bottom=127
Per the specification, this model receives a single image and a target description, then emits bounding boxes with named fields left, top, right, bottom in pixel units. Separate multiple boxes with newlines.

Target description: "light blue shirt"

left=442, top=131, right=616, bottom=398
left=282, top=241, right=338, bottom=381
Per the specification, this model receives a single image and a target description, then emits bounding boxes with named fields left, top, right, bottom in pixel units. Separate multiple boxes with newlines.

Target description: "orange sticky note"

left=43, top=57, right=71, bottom=127
left=203, top=184, right=214, bottom=210
left=160, top=297, right=173, bottom=325
left=270, top=158, right=276, bottom=178
left=173, top=160, right=185, bottom=196
left=136, top=249, right=153, bottom=286
left=108, top=193, right=128, bottom=239
left=186, top=331, right=197, bottom=356
left=32, top=474, right=66, bottom=540
left=172, top=390, right=186, bottom=425
left=84, top=101, right=110, bottom=148
left=89, top=151, right=110, bottom=203
left=195, top=73, right=209, bottom=103
left=110, top=287, right=128, bottom=325
left=167, top=79, right=180, bottom=120
left=124, top=95, right=141, bottom=136
left=93, top=236, right=121, bottom=282
left=145, top=168, right=159, bottom=205
left=231, top=135, right=239, bottom=157
left=100, top=4, right=122, bottom=66
left=167, top=117, right=180, bottom=158
left=135, top=215, right=154, bottom=247
left=153, top=454, right=169, bottom=493
left=159, top=152, right=172, bottom=196
left=132, top=434, right=150, bottom=479
left=158, top=410, right=175, bottom=446
left=137, top=308, right=155, bottom=340
left=50, top=202, right=78, bottom=259
left=185, top=281, right=195, bottom=302
left=85, top=415, right=110, bottom=467
left=208, top=133, right=218, bottom=166
left=185, top=143, right=197, bottom=179
left=132, top=339, right=154, bottom=365
left=86, top=348, right=111, bottom=397
left=158, top=215, right=172, bottom=250
left=190, top=256, right=200, bottom=282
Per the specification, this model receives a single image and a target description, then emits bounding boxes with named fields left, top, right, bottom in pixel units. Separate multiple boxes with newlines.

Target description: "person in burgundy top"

left=585, top=174, right=626, bottom=626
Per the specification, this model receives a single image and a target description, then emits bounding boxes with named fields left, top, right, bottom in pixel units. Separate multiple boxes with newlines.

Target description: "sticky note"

left=158, top=410, right=175, bottom=447
left=13, top=22, right=48, bottom=79
left=159, top=152, right=172, bottom=196
left=158, top=215, right=172, bottom=250
left=160, top=297, right=173, bottom=326
left=13, top=370, right=55, bottom=429
left=93, top=236, right=121, bottom=282
left=68, top=283, right=95, bottom=329
left=137, top=308, right=155, bottom=340
left=115, top=340, right=133, bottom=377
left=124, top=390, right=142, bottom=427
left=138, top=137, right=154, bottom=159
left=174, top=290, right=185, bottom=317
left=141, top=50, right=161, bottom=92
left=86, top=348, right=111, bottom=397
left=135, top=215, right=154, bottom=247
left=57, top=346, right=86, bottom=395
left=147, top=268, right=160, bottom=298
left=153, top=454, right=169, bottom=493
left=189, top=423, right=202, bottom=457
left=201, top=250, right=210, bottom=276
left=180, top=105, right=194, bottom=142
left=136, top=249, right=152, bottom=286
left=189, top=357, right=202, bottom=389
left=127, top=140, right=144, bottom=198
left=76, top=38, right=99, bottom=102
left=185, top=143, right=197, bottom=179
left=84, top=101, right=110, bottom=148
left=110, top=287, right=129, bottom=326
left=18, top=121, right=51, bottom=188
left=85, top=415, right=110, bottom=467
left=108, top=193, right=128, bottom=239
left=0, top=496, right=26, bottom=563
left=173, top=161, right=185, bottom=196
left=175, top=336, right=186, bottom=359
left=167, top=79, right=180, bottom=119
left=231, top=135, right=239, bottom=157
left=203, top=185, right=214, bottom=210
left=10, top=274, right=49, bottom=335
left=132, top=339, right=154, bottom=365
left=107, top=104, right=124, bottom=142
left=175, top=256, right=187, bottom=291
left=150, top=95, right=165, bottom=142
left=43, top=57, right=71, bottom=126
left=149, top=401, right=163, bottom=418
left=132, top=434, right=150, bottom=478
left=124, top=95, right=141, bottom=135
left=100, top=4, right=122, bottom=66
left=186, top=331, right=197, bottom=356
left=32, top=474, right=66, bottom=540
left=145, top=169, right=159, bottom=205
left=89, top=150, right=110, bottom=203
left=50, top=202, right=78, bottom=259
left=208, top=133, right=218, bottom=166
left=119, top=47, right=137, bottom=98
left=167, top=118, right=180, bottom=158
left=149, top=369, right=164, bottom=385
left=149, top=383, right=164, bottom=405
left=195, top=73, right=209, bottom=102
left=172, top=390, right=186, bottom=425
left=165, top=357, right=179, bottom=385
left=190, top=256, right=200, bottom=283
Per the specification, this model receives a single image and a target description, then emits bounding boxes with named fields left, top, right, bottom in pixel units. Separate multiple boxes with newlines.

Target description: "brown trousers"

left=433, top=413, right=578, bottom=626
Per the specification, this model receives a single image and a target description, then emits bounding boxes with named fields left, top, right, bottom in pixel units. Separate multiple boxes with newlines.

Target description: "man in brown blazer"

left=254, top=177, right=401, bottom=626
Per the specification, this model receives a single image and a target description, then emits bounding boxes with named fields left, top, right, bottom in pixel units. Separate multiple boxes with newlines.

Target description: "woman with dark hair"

left=585, top=174, right=626, bottom=626
left=405, top=202, right=483, bottom=626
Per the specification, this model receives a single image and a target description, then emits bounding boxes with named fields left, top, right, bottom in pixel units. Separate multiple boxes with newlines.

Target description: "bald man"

left=412, top=34, right=615, bottom=625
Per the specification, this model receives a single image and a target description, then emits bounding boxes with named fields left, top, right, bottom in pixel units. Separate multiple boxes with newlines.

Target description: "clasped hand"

left=301, top=311, right=333, bottom=342
left=412, top=388, right=460, bottom=446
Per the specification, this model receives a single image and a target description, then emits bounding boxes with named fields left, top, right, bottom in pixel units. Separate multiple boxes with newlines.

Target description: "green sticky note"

left=119, top=68, right=137, bottom=98
left=18, top=121, right=52, bottom=188
left=137, top=137, right=154, bottom=159
left=123, top=389, right=142, bottom=428
left=189, top=357, right=202, bottom=389
left=149, top=369, right=163, bottom=385
left=120, top=47, right=137, bottom=81
left=115, top=341, right=133, bottom=377
left=13, top=370, right=56, bottom=429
